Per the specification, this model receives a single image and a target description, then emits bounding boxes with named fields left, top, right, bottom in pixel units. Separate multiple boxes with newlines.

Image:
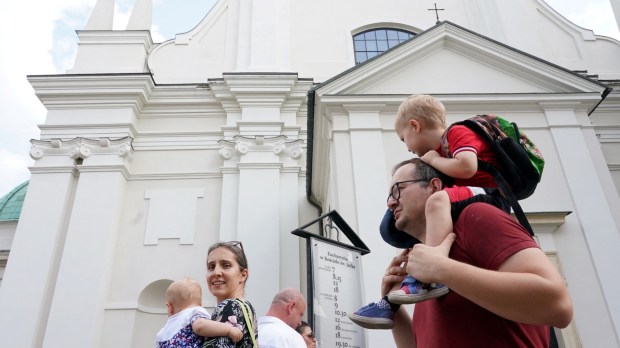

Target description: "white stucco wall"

left=0, top=0, right=619, bottom=347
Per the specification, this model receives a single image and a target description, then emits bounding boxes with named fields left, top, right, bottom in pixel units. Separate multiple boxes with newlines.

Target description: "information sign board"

left=311, top=237, right=365, bottom=348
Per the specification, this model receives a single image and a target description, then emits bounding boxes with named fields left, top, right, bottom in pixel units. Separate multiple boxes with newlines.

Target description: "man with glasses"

left=350, top=160, right=508, bottom=329
left=381, top=158, right=572, bottom=347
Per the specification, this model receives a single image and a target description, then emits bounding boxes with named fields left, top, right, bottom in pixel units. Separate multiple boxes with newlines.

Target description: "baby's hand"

left=421, top=150, right=440, bottom=165
left=228, top=327, right=243, bottom=343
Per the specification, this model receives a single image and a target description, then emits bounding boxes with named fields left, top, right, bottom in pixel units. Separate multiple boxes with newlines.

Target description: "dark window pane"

left=398, top=31, right=411, bottom=40
left=354, top=41, right=366, bottom=51
left=366, top=41, right=378, bottom=51
left=355, top=52, right=367, bottom=64
left=353, top=28, right=416, bottom=64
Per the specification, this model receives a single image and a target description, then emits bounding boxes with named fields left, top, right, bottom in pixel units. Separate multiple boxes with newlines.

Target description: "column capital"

left=218, top=135, right=304, bottom=160
left=30, top=136, right=134, bottom=162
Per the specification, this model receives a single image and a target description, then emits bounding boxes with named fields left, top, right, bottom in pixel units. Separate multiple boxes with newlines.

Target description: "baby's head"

left=395, top=94, right=447, bottom=156
left=166, top=277, right=203, bottom=316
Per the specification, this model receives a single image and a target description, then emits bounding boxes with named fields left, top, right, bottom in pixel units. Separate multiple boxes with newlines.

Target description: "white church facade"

left=1, top=0, right=620, bottom=347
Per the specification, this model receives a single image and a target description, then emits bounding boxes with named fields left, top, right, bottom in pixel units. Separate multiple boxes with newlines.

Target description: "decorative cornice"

left=608, top=164, right=620, bottom=171
left=30, top=136, right=134, bottom=161
left=218, top=135, right=304, bottom=160
left=129, top=172, right=223, bottom=181
left=28, top=166, right=79, bottom=176
left=515, top=211, right=571, bottom=232
left=27, top=74, right=155, bottom=110
left=77, top=165, right=131, bottom=180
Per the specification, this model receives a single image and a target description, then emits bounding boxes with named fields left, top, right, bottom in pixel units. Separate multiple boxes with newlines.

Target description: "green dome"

left=0, top=181, right=29, bottom=221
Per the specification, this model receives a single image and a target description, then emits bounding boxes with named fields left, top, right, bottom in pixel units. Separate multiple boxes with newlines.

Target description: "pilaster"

left=212, top=73, right=308, bottom=314
left=218, top=135, right=303, bottom=316
left=26, top=137, right=133, bottom=348
left=0, top=165, right=77, bottom=348
left=0, top=136, right=132, bottom=347
left=543, top=103, right=620, bottom=343
left=211, top=73, right=309, bottom=138
left=346, top=105, right=394, bottom=285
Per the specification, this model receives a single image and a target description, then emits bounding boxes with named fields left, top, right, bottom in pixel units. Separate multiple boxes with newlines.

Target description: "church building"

left=1, top=0, right=619, bottom=346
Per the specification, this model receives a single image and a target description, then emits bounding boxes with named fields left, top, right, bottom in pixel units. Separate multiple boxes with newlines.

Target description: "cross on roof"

left=428, top=3, right=445, bottom=24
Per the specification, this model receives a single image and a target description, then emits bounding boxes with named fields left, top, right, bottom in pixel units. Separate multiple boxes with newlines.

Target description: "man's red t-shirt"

left=412, top=203, right=549, bottom=348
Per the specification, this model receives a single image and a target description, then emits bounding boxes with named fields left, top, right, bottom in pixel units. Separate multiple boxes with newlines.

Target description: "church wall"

left=2, top=0, right=620, bottom=346
left=315, top=92, right=620, bottom=346
left=149, top=0, right=620, bottom=84
left=102, top=174, right=221, bottom=344
left=0, top=221, right=16, bottom=252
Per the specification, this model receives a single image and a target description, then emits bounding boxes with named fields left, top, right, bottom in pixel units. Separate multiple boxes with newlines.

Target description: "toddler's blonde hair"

left=396, top=94, right=447, bottom=129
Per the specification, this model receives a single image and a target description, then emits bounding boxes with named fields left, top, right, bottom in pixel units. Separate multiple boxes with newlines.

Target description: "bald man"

left=257, top=288, right=307, bottom=348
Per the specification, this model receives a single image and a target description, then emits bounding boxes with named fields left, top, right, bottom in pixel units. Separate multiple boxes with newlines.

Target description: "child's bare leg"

left=425, top=190, right=453, bottom=247
left=386, top=197, right=451, bottom=305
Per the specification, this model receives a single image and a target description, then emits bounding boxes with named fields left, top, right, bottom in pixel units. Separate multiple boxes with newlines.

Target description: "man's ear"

left=287, top=301, right=296, bottom=314
left=428, top=177, right=444, bottom=192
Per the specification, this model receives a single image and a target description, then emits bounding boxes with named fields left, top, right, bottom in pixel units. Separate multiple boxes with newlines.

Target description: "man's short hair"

left=393, top=158, right=451, bottom=187
left=272, top=288, right=304, bottom=305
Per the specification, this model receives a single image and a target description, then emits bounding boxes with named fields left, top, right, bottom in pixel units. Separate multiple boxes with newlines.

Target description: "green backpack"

left=440, top=114, right=545, bottom=235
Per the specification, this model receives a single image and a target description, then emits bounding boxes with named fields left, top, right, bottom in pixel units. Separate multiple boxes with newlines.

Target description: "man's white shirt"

left=257, top=316, right=306, bottom=348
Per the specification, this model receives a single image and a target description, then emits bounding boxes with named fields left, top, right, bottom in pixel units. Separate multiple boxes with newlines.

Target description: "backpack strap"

left=477, top=160, right=534, bottom=236
left=458, top=118, right=535, bottom=236
left=235, top=299, right=258, bottom=348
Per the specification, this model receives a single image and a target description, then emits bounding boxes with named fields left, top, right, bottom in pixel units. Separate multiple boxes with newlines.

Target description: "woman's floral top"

left=203, top=299, right=257, bottom=348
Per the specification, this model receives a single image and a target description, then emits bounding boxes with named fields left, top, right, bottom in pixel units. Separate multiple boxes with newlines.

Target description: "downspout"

left=588, top=86, right=613, bottom=116
left=305, top=87, right=324, bottom=224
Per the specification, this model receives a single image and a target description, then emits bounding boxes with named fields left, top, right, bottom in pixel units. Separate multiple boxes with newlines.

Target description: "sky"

left=0, top=0, right=619, bottom=197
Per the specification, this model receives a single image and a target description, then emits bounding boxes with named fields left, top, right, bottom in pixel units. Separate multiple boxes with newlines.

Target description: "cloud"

left=0, top=0, right=180, bottom=197
left=544, top=0, right=620, bottom=39
left=571, top=2, right=620, bottom=39
left=0, top=0, right=95, bottom=196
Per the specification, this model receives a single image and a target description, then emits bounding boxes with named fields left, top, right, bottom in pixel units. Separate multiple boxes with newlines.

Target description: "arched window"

left=353, top=28, right=416, bottom=64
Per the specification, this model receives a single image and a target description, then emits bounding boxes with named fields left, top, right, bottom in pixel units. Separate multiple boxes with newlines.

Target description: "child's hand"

left=228, top=327, right=244, bottom=343
left=421, top=150, right=440, bottom=165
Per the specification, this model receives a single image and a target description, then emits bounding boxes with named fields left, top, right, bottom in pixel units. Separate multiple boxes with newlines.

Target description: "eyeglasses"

left=387, top=179, right=426, bottom=202
left=224, top=241, right=245, bottom=254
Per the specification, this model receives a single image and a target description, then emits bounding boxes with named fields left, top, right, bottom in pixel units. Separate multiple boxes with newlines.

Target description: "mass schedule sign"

left=311, top=237, right=365, bottom=348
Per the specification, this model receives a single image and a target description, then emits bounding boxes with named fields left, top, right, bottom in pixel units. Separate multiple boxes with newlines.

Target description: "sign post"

left=292, top=210, right=370, bottom=348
